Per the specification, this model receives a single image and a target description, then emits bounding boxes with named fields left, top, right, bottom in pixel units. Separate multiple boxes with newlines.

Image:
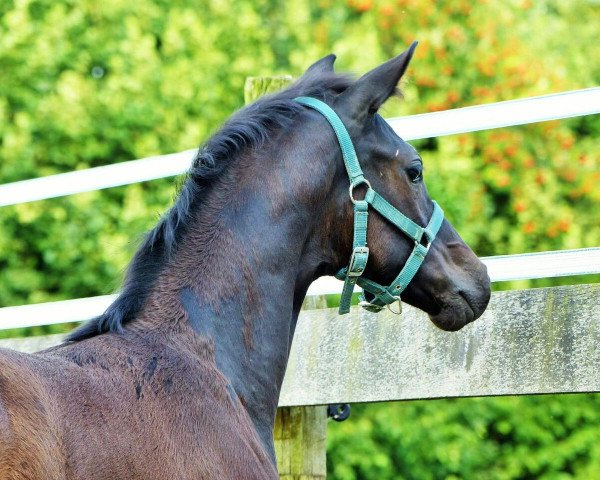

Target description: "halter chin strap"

left=295, top=96, right=444, bottom=315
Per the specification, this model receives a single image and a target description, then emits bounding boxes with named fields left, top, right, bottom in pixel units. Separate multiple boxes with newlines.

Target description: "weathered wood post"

left=245, top=76, right=328, bottom=480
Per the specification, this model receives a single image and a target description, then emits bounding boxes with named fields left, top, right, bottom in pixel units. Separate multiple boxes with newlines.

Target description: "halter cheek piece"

left=294, top=97, right=445, bottom=315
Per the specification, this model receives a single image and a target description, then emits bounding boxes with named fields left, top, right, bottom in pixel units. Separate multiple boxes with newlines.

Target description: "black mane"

left=67, top=71, right=354, bottom=341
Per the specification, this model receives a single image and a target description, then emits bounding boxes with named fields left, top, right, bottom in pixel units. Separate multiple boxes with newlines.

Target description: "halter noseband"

left=295, top=96, right=444, bottom=315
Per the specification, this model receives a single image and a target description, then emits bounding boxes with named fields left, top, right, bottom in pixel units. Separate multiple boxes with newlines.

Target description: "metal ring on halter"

left=349, top=179, right=372, bottom=204
left=386, top=296, right=402, bottom=315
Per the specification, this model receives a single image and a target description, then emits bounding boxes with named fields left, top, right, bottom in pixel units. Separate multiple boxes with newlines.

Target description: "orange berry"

left=447, top=90, right=460, bottom=103
left=561, top=137, right=574, bottom=149
left=380, top=4, right=394, bottom=16
left=505, top=145, right=518, bottom=157
left=523, top=221, right=536, bottom=234
left=514, top=201, right=526, bottom=213
left=535, top=172, right=546, bottom=185
left=558, top=219, right=570, bottom=233
left=356, top=0, right=372, bottom=12
left=496, top=175, right=510, bottom=187
left=546, top=226, right=558, bottom=238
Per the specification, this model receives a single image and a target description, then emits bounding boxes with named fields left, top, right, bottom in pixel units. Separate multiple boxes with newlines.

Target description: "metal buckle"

left=347, top=246, right=369, bottom=277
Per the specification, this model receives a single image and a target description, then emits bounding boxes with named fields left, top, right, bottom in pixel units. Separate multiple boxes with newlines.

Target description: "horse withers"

left=0, top=43, right=490, bottom=479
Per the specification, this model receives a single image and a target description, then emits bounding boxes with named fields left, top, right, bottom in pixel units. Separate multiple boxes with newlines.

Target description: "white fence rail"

left=0, top=150, right=196, bottom=208
left=1, top=248, right=598, bottom=331
left=0, top=88, right=599, bottom=207
left=387, top=87, right=600, bottom=140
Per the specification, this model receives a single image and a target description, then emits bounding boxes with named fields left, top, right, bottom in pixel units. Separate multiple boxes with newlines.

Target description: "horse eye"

left=406, top=165, right=423, bottom=183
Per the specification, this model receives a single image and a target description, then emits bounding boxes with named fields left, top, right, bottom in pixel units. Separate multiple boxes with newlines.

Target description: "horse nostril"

left=458, top=288, right=472, bottom=305
left=458, top=289, right=488, bottom=320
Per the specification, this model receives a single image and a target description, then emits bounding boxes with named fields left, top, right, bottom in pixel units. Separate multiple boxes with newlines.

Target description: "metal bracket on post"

left=327, top=403, right=351, bottom=422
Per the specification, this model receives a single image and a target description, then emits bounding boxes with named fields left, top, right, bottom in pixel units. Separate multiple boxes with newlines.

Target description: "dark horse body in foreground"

left=0, top=44, right=490, bottom=479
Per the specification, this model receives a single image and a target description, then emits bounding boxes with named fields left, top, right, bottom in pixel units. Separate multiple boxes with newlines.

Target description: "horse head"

left=292, top=43, right=491, bottom=330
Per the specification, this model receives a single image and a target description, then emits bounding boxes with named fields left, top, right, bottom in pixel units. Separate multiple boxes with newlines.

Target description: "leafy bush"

left=328, top=395, right=600, bottom=480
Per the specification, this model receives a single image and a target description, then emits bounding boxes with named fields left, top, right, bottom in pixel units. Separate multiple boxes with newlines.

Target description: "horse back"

left=0, top=334, right=277, bottom=479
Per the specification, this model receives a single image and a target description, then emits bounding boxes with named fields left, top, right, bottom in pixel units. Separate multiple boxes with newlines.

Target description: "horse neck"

left=137, top=145, right=341, bottom=459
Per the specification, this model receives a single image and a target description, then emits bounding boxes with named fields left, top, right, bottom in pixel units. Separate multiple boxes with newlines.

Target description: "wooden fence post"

left=245, top=76, right=328, bottom=480
left=274, top=404, right=327, bottom=480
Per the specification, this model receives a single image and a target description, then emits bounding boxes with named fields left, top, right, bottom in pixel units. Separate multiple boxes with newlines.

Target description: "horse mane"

left=67, top=70, right=354, bottom=342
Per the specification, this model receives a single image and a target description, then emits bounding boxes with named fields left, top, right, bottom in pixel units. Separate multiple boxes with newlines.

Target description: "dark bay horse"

left=0, top=43, right=490, bottom=479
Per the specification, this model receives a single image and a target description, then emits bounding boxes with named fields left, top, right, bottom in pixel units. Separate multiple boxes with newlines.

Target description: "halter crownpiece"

left=294, top=96, right=444, bottom=315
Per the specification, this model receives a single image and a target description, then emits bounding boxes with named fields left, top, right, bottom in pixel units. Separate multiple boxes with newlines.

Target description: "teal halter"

left=295, top=96, right=445, bottom=315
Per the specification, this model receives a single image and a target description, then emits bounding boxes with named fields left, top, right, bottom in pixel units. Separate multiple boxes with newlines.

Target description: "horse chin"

left=427, top=298, right=477, bottom=332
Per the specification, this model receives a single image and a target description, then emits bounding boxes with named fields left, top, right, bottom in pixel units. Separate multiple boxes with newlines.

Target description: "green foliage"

left=328, top=395, right=600, bottom=480
left=0, top=0, right=276, bottom=306
left=1, top=0, right=599, bottom=478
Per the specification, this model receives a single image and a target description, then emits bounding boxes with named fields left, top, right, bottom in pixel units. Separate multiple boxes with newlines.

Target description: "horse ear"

left=303, top=54, right=336, bottom=76
left=336, top=41, right=418, bottom=121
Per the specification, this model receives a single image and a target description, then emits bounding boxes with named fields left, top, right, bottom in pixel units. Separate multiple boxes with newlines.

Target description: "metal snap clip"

left=386, top=297, right=402, bottom=315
